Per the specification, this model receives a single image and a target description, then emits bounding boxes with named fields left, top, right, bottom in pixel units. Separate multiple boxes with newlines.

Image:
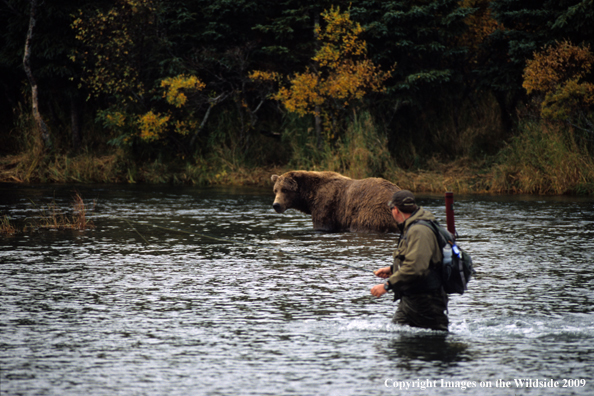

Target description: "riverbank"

left=3, top=119, right=594, bottom=196
left=1, top=152, right=590, bottom=195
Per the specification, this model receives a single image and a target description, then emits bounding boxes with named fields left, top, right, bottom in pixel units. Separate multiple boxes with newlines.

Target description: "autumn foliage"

left=523, top=41, right=594, bottom=126
left=71, top=0, right=156, bottom=101
left=72, top=1, right=210, bottom=145
left=251, top=7, right=392, bottom=139
left=161, top=75, right=206, bottom=108
left=3, top=0, right=594, bottom=193
left=458, top=0, right=502, bottom=57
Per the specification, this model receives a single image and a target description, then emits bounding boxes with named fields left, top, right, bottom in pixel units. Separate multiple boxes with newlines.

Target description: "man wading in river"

left=371, top=190, right=449, bottom=331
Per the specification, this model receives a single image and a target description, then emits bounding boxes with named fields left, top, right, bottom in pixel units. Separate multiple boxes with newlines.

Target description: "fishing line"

left=117, top=217, right=375, bottom=274
left=122, top=218, right=150, bottom=245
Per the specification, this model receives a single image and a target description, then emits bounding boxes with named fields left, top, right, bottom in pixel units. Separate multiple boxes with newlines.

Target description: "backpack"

left=413, top=220, right=475, bottom=295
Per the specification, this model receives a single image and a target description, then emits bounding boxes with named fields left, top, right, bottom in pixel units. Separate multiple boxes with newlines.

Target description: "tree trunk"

left=23, top=0, right=51, bottom=149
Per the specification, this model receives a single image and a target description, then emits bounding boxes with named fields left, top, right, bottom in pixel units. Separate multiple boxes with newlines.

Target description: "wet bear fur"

left=271, top=170, right=400, bottom=233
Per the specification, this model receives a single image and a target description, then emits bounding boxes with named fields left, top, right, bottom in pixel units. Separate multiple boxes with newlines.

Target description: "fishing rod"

left=116, top=217, right=375, bottom=275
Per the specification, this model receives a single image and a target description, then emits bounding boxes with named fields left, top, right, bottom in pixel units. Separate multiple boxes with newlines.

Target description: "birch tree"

left=23, top=0, right=50, bottom=149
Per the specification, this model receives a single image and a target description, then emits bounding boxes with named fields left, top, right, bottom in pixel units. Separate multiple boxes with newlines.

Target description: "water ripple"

left=1, top=185, right=594, bottom=395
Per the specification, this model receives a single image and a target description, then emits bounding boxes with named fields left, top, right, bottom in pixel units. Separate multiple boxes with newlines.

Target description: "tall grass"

left=491, top=121, right=594, bottom=194
left=284, top=112, right=397, bottom=179
left=35, top=192, right=96, bottom=230
left=1, top=216, right=17, bottom=235
left=3, top=95, right=593, bottom=195
left=0, top=151, right=128, bottom=183
left=386, top=92, right=507, bottom=169
left=322, top=112, right=396, bottom=179
left=71, top=192, right=94, bottom=229
left=0, top=193, right=95, bottom=233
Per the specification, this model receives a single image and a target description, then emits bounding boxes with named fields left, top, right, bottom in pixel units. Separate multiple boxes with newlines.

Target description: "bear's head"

left=271, top=173, right=298, bottom=213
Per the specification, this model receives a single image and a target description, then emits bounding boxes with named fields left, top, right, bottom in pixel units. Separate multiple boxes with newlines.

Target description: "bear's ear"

left=271, top=175, right=279, bottom=183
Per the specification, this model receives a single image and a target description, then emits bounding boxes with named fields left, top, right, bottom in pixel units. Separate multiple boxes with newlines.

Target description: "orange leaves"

left=458, top=0, right=502, bottom=54
left=248, top=70, right=281, bottom=83
left=523, top=40, right=594, bottom=95
left=523, top=40, right=594, bottom=122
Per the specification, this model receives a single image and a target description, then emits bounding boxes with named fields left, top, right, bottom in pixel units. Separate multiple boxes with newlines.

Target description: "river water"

left=1, top=183, right=594, bottom=395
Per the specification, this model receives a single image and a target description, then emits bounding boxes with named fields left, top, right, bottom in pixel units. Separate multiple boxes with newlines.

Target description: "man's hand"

left=371, top=284, right=388, bottom=297
left=374, top=266, right=392, bottom=278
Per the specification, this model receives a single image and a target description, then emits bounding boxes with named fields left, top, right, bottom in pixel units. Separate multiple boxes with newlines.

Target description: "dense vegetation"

left=1, top=0, right=593, bottom=194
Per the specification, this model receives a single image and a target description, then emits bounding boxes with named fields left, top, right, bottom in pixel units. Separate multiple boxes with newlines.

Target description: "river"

left=1, top=183, right=593, bottom=395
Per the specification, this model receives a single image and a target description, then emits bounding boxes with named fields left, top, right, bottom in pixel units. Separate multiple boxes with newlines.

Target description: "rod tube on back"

left=445, top=191, right=456, bottom=236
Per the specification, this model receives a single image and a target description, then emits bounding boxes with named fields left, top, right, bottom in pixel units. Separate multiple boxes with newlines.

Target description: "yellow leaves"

left=71, top=0, right=155, bottom=101
left=251, top=7, right=392, bottom=124
left=130, top=74, right=206, bottom=142
left=132, top=75, right=206, bottom=142
left=161, top=75, right=206, bottom=107
left=248, top=70, right=281, bottom=82
left=324, top=60, right=390, bottom=102
left=138, top=111, right=170, bottom=142
left=104, top=111, right=127, bottom=128
left=274, top=71, right=324, bottom=116
left=541, top=79, right=594, bottom=121
left=314, top=6, right=366, bottom=69
left=174, top=120, right=198, bottom=136
left=523, top=40, right=594, bottom=122
left=97, top=73, right=208, bottom=144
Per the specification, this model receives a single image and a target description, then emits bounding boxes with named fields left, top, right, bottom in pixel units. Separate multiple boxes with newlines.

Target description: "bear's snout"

left=272, top=202, right=284, bottom=213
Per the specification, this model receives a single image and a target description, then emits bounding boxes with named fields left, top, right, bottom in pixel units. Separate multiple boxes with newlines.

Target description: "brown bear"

left=271, top=170, right=401, bottom=232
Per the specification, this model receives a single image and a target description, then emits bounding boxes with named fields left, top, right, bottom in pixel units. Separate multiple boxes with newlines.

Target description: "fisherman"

left=370, top=190, right=449, bottom=331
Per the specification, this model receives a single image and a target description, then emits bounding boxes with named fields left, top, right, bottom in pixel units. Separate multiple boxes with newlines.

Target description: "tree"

left=478, top=0, right=594, bottom=129
left=353, top=0, right=472, bottom=102
left=22, top=0, right=51, bottom=150
left=72, top=0, right=299, bottom=156
left=251, top=7, right=392, bottom=147
left=348, top=0, right=474, bottom=159
left=523, top=40, right=594, bottom=135
left=72, top=0, right=189, bottom=154
left=72, top=0, right=159, bottom=104
left=457, top=0, right=502, bottom=67
left=1, top=0, right=108, bottom=152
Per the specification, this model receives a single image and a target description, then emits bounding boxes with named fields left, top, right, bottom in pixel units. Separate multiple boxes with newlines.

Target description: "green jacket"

left=387, top=207, right=442, bottom=294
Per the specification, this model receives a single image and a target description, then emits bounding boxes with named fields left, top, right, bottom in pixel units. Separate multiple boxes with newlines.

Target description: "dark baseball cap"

left=388, top=190, right=418, bottom=213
